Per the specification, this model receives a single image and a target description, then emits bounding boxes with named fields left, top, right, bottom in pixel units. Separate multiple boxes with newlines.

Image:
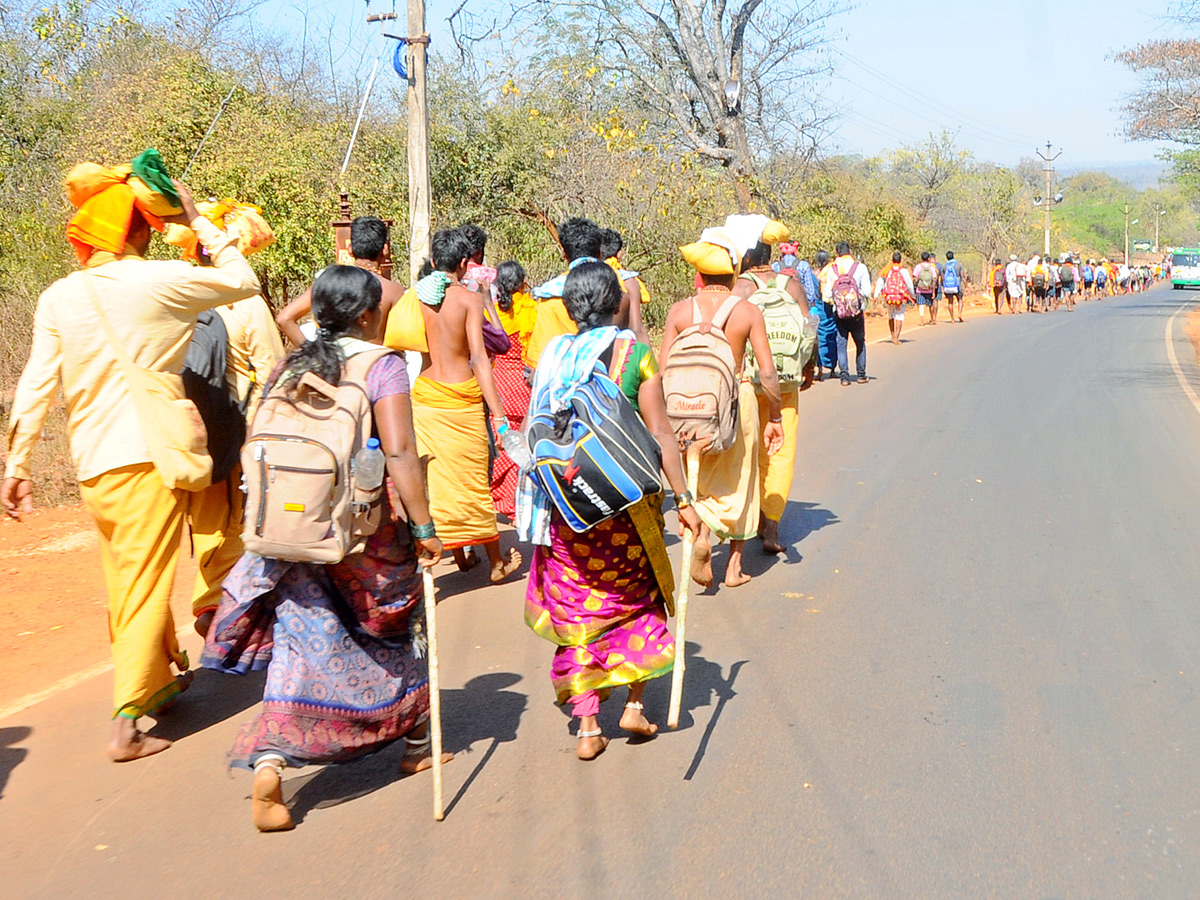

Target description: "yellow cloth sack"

left=680, top=240, right=736, bottom=275
left=383, top=287, right=429, bottom=353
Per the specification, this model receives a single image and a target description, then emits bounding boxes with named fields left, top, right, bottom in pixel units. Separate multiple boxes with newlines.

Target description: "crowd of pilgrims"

left=2, top=159, right=859, bottom=832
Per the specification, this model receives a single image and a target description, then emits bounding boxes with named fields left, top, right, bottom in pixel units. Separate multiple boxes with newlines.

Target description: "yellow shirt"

left=4, top=217, right=260, bottom=482
left=215, top=295, right=285, bottom=421
left=525, top=295, right=578, bottom=368
left=496, top=290, right=537, bottom=345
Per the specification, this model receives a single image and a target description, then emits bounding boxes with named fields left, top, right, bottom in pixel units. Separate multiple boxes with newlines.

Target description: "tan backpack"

left=662, top=293, right=742, bottom=454
left=241, top=344, right=394, bottom=564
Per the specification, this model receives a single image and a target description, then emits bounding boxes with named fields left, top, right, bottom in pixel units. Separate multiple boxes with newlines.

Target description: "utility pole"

left=404, top=0, right=431, bottom=285
left=1124, top=204, right=1137, bottom=265
left=1155, top=206, right=1166, bottom=252
left=1035, top=142, right=1062, bottom=256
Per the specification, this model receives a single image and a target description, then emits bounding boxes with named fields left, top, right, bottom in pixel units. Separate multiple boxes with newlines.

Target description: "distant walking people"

left=875, top=251, right=915, bottom=344
left=822, top=241, right=872, bottom=385
left=913, top=251, right=938, bottom=326
left=942, top=251, right=965, bottom=323
left=813, top=248, right=839, bottom=380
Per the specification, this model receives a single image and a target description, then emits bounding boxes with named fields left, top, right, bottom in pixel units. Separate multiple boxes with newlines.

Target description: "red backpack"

left=830, top=260, right=864, bottom=317
left=882, top=265, right=908, bottom=303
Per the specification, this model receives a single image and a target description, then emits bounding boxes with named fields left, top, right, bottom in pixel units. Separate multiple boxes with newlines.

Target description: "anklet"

left=624, top=701, right=644, bottom=711
left=253, top=753, right=286, bottom=775
left=578, top=728, right=603, bottom=739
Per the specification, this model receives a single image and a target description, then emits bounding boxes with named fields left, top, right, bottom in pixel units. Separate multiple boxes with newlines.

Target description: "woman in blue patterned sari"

left=203, top=266, right=445, bottom=832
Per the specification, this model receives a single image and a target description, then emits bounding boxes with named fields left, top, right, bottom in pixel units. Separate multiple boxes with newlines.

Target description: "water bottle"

left=497, top=423, right=533, bottom=471
left=354, top=437, right=386, bottom=490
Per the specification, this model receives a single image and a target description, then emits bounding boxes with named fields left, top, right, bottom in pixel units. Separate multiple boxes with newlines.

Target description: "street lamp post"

left=1155, top=208, right=1167, bottom=252
left=1034, top=142, right=1063, bottom=255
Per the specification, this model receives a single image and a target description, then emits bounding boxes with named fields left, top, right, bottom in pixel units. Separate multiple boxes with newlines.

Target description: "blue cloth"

left=532, top=256, right=598, bottom=300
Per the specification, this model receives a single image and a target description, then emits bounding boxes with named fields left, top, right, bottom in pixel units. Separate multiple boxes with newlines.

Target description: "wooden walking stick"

left=422, top=564, right=445, bottom=821
left=668, top=442, right=702, bottom=729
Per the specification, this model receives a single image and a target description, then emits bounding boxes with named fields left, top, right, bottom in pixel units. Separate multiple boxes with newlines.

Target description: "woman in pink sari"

left=520, top=262, right=701, bottom=760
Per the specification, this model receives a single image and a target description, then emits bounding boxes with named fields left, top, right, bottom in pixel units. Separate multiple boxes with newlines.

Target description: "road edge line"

left=1165, top=302, right=1200, bottom=417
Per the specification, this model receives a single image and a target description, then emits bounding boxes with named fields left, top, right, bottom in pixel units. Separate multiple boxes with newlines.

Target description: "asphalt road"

left=5, top=285, right=1200, bottom=900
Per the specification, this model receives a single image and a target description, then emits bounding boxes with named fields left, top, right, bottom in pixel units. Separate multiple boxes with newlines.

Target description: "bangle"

left=769, top=416, right=782, bottom=424
left=409, top=520, right=437, bottom=540
left=675, top=491, right=695, bottom=509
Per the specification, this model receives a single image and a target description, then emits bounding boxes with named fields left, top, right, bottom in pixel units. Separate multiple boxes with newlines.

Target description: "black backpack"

left=526, top=339, right=663, bottom=533
left=182, top=310, right=246, bottom=484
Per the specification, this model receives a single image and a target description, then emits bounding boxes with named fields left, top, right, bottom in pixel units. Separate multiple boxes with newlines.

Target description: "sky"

left=826, top=0, right=1173, bottom=167
left=251, top=0, right=1178, bottom=169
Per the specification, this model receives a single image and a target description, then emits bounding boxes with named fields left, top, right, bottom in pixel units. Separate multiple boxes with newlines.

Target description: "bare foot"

left=251, top=765, right=294, bottom=832
left=619, top=703, right=658, bottom=737
left=453, top=547, right=479, bottom=571
left=761, top=521, right=784, bottom=555
left=489, top=547, right=522, bottom=583
left=108, top=718, right=172, bottom=762
left=725, top=570, right=752, bottom=588
left=691, top=536, right=713, bottom=587
left=194, top=610, right=214, bottom=639
left=400, top=748, right=455, bottom=775
left=577, top=733, right=609, bottom=760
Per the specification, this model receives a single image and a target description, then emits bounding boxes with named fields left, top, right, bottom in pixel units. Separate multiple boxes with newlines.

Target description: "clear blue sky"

left=255, top=0, right=1175, bottom=167
left=828, top=0, right=1174, bottom=166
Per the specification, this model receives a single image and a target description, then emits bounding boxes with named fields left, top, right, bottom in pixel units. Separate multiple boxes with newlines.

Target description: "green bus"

left=1172, top=248, right=1200, bottom=289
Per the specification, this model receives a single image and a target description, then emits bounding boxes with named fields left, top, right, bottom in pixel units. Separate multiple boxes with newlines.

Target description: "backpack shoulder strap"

left=739, top=271, right=767, bottom=291
left=341, top=346, right=396, bottom=386
left=711, top=293, right=743, bottom=331
left=690, top=296, right=703, bottom=326
left=774, top=274, right=791, bottom=292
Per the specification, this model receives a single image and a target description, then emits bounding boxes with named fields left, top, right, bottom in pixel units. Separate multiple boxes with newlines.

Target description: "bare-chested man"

left=732, top=236, right=812, bottom=555
left=276, top=216, right=402, bottom=347
left=411, top=227, right=521, bottom=582
left=661, top=229, right=784, bottom=588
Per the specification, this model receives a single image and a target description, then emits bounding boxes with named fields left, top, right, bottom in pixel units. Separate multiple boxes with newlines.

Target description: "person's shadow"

left=284, top=672, right=527, bottom=823
left=0, top=726, right=31, bottom=799
left=145, top=668, right=267, bottom=742
left=701, top=501, right=839, bottom=588
left=574, top=642, right=746, bottom=781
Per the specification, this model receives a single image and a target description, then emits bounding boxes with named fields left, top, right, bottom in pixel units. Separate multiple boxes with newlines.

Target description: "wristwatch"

left=769, top=415, right=783, bottom=424
left=676, top=491, right=695, bottom=509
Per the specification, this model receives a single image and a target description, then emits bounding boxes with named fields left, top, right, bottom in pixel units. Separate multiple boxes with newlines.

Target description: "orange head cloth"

left=65, top=163, right=166, bottom=265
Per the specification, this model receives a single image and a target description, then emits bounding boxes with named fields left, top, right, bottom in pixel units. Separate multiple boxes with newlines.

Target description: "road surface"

left=5, top=286, right=1200, bottom=899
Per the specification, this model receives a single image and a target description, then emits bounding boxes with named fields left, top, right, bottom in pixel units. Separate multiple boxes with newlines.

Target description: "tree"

left=507, top=0, right=845, bottom=208
left=886, top=131, right=970, bottom=225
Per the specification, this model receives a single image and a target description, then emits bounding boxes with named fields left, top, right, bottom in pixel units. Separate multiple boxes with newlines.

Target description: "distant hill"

left=1059, top=161, right=1167, bottom=191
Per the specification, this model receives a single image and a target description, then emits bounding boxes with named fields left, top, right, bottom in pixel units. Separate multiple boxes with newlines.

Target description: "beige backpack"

left=241, top=344, right=394, bottom=564
left=662, top=293, right=742, bottom=454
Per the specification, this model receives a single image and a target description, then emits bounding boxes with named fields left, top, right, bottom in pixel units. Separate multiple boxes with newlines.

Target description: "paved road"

left=5, top=286, right=1200, bottom=899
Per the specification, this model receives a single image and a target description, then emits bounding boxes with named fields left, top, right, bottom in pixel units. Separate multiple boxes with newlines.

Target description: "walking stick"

left=422, top=564, right=445, bottom=821
left=668, top=443, right=701, bottom=729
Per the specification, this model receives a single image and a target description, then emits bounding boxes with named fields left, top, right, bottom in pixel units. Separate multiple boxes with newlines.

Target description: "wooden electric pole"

left=406, top=0, right=431, bottom=284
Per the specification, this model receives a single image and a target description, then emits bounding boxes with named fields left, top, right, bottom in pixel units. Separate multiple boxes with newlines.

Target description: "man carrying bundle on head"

left=163, top=201, right=286, bottom=638
left=411, top=228, right=522, bottom=583
left=525, top=218, right=649, bottom=369
left=2, top=154, right=260, bottom=761
left=660, top=226, right=784, bottom=589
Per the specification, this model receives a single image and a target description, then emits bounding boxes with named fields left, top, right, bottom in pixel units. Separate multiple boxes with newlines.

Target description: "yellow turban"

left=64, top=163, right=172, bottom=264
left=762, top=220, right=790, bottom=245
left=681, top=226, right=741, bottom=275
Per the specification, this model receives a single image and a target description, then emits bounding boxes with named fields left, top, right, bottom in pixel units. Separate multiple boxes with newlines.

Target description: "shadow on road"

left=284, top=672, right=527, bottom=824
left=145, top=667, right=267, bottom=742
left=0, top=726, right=31, bottom=799
left=586, top=643, right=748, bottom=780
left=701, top=501, right=839, bottom=588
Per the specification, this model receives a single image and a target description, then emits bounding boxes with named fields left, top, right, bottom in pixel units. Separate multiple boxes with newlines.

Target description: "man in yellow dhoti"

left=2, top=165, right=259, bottom=761
left=412, top=228, right=522, bottom=583
left=660, top=226, right=784, bottom=589
left=188, top=292, right=284, bottom=635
